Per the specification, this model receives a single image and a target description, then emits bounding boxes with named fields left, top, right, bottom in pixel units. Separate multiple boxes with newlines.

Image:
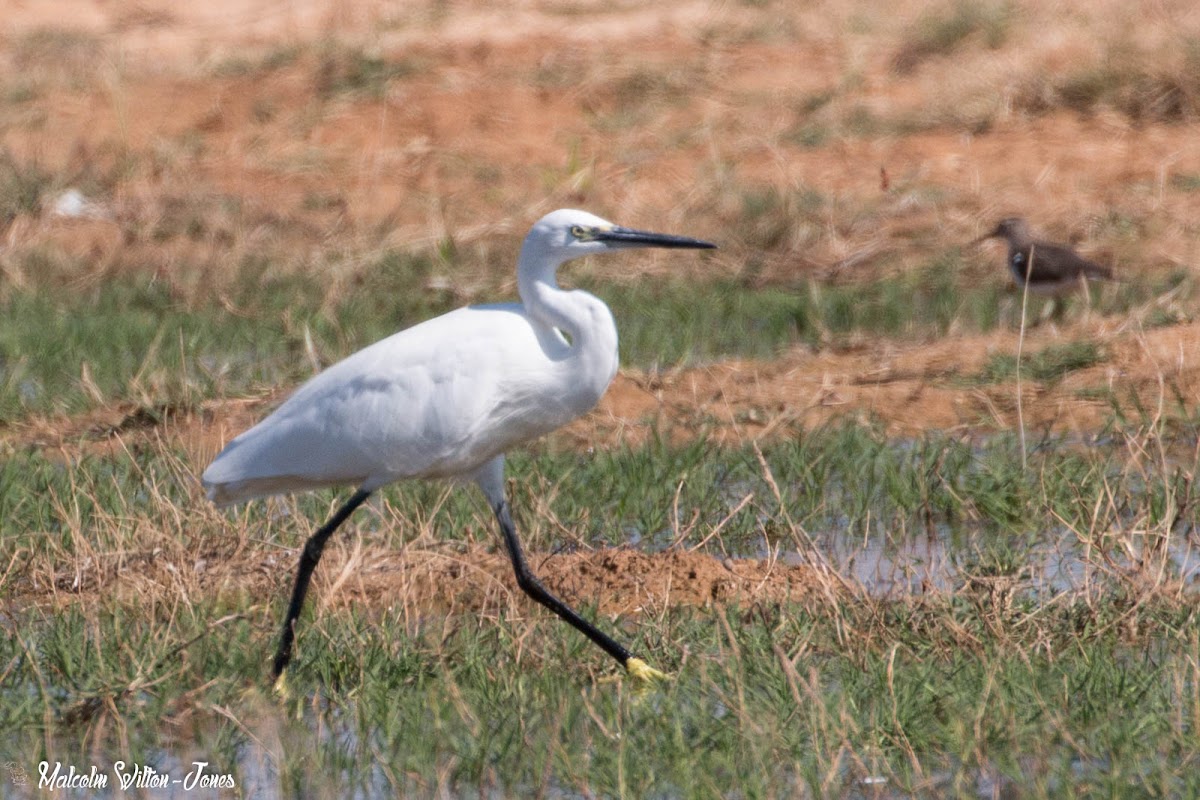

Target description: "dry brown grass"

left=0, top=0, right=1196, bottom=300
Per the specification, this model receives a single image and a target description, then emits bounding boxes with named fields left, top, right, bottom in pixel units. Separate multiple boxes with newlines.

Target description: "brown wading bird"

left=973, top=217, right=1115, bottom=318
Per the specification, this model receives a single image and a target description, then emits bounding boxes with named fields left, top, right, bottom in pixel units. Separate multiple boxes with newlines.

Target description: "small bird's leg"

left=492, top=499, right=667, bottom=682
left=1039, top=299, right=1058, bottom=326
left=1050, top=297, right=1065, bottom=323
left=1080, top=274, right=1094, bottom=323
left=273, top=489, right=372, bottom=683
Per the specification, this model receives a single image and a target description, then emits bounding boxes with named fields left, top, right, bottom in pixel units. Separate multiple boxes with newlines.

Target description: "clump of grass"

left=1016, top=41, right=1200, bottom=122
left=978, top=341, right=1105, bottom=384
left=735, top=184, right=826, bottom=252
left=587, top=62, right=707, bottom=130
left=314, top=43, right=420, bottom=99
left=892, top=0, right=1013, bottom=73
left=0, top=149, right=53, bottom=223
left=783, top=72, right=910, bottom=145
left=212, top=44, right=302, bottom=77
left=786, top=122, right=830, bottom=148
left=10, top=26, right=102, bottom=83
left=1171, top=173, right=1200, bottom=192
left=1057, top=67, right=1197, bottom=121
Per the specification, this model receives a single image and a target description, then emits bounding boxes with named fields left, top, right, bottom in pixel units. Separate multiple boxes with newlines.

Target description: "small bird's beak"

left=595, top=226, right=717, bottom=250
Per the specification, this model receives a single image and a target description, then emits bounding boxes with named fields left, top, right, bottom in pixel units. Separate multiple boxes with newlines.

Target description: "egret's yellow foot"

left=626, top=657, right=671, bottom=683
left=273, top=672, right=291, bottom=701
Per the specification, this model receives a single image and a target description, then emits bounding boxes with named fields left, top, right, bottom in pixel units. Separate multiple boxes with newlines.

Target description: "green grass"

left=3, top=592, right=1199, bottom=796
left=0, top=251, right=459, bottom=420
left=0, top=244, right=1181, bottom=418
left=5, top=419, right=1198, bottom=583
left=1172, top=173, right=1200, bottom=192
left=3, top=407, right=1199, bottom=796
left=0, top=149, right=52, bottom=223
left=314, top=42, right=423, bottom=100
left=977, top=341, right=1105, bottom=384
left=0, top=421, right=1190, bottom=582
left=892, top=0, right=1013, bottom=73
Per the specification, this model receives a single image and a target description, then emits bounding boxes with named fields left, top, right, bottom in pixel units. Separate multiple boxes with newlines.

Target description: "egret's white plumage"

left=202, top=209, right=714, bottom=682
left=203, top=210, right=634, bottom=505
left=203, top=302, right=614, bottom=504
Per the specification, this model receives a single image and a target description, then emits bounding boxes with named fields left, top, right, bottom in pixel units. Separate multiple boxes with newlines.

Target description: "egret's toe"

left=626, top=657, right=671, bottom=683
left=273, top=672, right=291, bottom=700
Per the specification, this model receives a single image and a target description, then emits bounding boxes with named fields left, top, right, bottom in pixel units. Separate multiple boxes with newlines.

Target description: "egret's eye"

left=570, top=225, right=593, bottom=240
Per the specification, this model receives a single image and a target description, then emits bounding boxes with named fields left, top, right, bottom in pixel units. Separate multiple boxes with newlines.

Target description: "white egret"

left=203, top=209, right=715, bottom=684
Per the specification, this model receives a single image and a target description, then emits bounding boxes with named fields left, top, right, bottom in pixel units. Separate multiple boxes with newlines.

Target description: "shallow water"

left=782, top=523, right=1200, bottom=599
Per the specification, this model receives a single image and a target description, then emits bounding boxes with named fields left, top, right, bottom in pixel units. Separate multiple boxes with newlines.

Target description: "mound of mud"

left=208, top=544, right=840, bottom=619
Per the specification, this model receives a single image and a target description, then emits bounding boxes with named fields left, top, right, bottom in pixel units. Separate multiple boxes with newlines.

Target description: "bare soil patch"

left=14, top=539, right=834, bottom=624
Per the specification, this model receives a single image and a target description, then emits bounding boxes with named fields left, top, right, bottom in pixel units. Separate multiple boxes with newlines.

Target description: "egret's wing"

left=203, top=304, right=552, bottom=505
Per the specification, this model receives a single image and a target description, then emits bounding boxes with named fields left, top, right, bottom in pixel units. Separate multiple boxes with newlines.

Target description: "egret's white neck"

left=516, top=239, right=618, bottom=393
left=517, top=242, right=580, bottom=340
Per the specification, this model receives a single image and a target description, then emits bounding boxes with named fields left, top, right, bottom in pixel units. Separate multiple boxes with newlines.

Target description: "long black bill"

left=595, top=226, right=717, bottom=250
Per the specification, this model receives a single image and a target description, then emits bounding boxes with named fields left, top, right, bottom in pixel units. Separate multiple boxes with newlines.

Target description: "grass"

left=587, top=62, right=708, bottom=130
left=0, top=250, right=463, bottom=419
left=0, top=149, right=53, bottom=223
left=5, top=591, right=1199, bottom=796
left=313, top=43, right=422, bottom=100
left=977, top=341, right=1105, bottom=384
left=2, top=420, right=1199, bottom=796
left=5, top=418, right=1198, bottom=578
left=8, top=26, right=102, bottom=93
left=0, top=241, right=1182, bottom=418
left=891, top=0, right=1013, bottom=73
left=0, top=250, right=1194, bottom=794
left=3, top=9, right=1200, bottom=795
left=211, top=44, right=303, bottom=78
left=1171, top=173, right=1200, bottom=192
left=1014, top=38, right=1200, bottom=123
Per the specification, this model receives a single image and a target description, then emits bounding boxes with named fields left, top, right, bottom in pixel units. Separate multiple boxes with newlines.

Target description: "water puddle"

left=782, top=524, right=1200, bottom=599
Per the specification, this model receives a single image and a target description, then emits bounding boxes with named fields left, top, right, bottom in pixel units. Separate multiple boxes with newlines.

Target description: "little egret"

left=203, top=209, right=715, bottom=684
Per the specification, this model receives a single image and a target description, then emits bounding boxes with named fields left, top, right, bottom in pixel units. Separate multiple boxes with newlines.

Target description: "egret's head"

left=525, top=209, right=716, bottom=263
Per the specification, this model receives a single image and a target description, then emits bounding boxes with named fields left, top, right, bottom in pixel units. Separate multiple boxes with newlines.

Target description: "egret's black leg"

left=492, top=499, right=633, bottom=667
left=272, top=489, right=372, bottom=680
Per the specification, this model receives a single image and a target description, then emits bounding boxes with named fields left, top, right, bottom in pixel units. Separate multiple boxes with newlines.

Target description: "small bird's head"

left=974, top=216, right=1032, bottom=246
left=969, top=215, right=1036, bottom=247
left=525, top=209, right=716, bottom=263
